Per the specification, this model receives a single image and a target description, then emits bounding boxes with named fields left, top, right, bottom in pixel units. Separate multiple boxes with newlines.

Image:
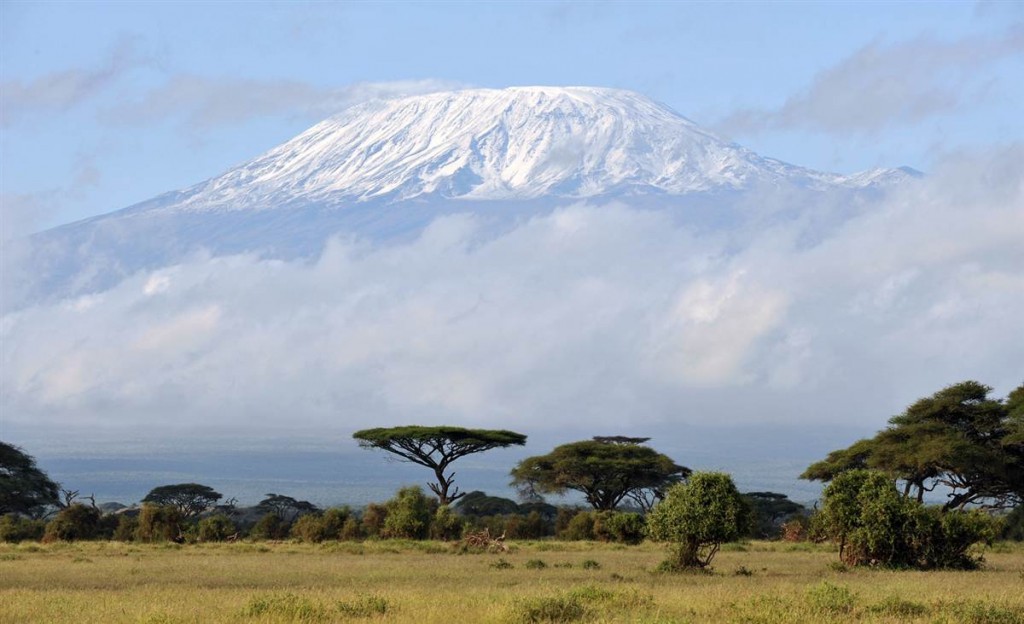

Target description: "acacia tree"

left=1, top=441, right=60, bottom=517
left=257, top=493, right=319, bottom=523
left=352, top=426, right=527, bottom=505
left=142, top=483, right=223, bottom=518
left=509, top=437, right=689, bottom=511
left=802, top=381, right=1024, bottom=510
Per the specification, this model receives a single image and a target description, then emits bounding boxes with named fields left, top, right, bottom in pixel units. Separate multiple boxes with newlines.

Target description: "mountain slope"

left=8, top=86, right=918, bottom=308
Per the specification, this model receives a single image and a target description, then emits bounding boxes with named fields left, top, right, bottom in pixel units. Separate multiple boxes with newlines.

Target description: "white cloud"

left=1, top=146, right=1022, bottom=443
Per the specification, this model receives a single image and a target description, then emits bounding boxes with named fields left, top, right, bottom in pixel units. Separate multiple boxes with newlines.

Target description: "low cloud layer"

left=719, top=26, right=1024, bottom=135
left=2, top=146, right=1022, bottom=445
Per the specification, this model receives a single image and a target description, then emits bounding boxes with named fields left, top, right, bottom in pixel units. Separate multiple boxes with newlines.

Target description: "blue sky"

left=2, top=1, right=1021, bottom=231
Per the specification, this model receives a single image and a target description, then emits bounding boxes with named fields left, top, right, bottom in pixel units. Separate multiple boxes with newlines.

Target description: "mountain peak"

left=172, top=85, right=890, bottom=213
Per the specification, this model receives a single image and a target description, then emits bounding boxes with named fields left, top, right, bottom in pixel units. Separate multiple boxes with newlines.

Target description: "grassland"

left=1, top=540, right=1022, bottom=623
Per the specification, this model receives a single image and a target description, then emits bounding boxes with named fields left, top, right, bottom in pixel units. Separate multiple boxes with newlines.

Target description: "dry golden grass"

left=1, top=540, right=1022, bottom=623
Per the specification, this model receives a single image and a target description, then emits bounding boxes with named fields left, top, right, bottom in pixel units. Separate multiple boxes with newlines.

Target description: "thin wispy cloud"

left=718, top=26, right=1024, bottom=136
left=102, top=78, right=463, bottom=130
left=0, top=39, right=148, bottom=127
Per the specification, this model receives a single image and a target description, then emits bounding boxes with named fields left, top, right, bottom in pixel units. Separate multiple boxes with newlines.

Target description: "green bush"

left=430, top=505, right=463, bottom=540
left=817, top=469, right=999, bottom=569
left=806, top=581, right=856, bottom=615
left=250, top=513, right=289, bottom=540
left=320, top=507, right=352, bottom=540
left=113, top=515, right=138, bottom=542
left=381, top=486, right=435, bottom=540
left=43, top=504, right=101, bottom=542
left=340, top=516, right=363, bottom=541
left=290, top=513, right=326, bottom=543
left=593, top=511, right=645, bottom=544
left=560, top=511, right=596, bottom=541
left=0, top=514, right=45, bottom=543
left=197, top=514, right=237, bottom=542
left=646, top=472, right=749, bottom=569
left=136, top=504, right=183, bottom=543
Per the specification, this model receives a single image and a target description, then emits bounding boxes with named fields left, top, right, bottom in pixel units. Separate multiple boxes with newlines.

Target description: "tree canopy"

left=142, top=483, right=222, bottom=517
left=256, top=493, right=319, bottom=522
left=646, top=471, right=750, bottom=569
left=802, top=381, right=1024, bottom=510
left=1, top=441, right=60, bottom=517
left=353, top=426, right=528, bottom=505
left=509, top=437, right=689, bottom=510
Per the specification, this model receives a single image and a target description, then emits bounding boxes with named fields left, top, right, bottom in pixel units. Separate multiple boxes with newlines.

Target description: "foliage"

left=381, top=486, right=436, bottom=539
left=510, top=438, right=689, bottom=510
left=353, top=426, right=527, bottom=504
left=805, top=581, right=856, bottom=615
left=256, top=493, right=319, bottom=523
left=743, top=491, right=806, bottom=539
left=197, top=514, right=237, bottom=542
left=43, top=503, right=101, bottom=542
left=803, top=381, right=1024, bottom=510
left=453, top=490, right=521, bottom=516
left=359, top=503, right=388, bottom=538
left=429, top=505, right=463, bottom=540
left=142, top=483, right=222, bottom=518
left=0, top=441, right=60, bottom=517
left=817, top=469, right=999, bottom=568
left=250, top=513, right=289, bottom=540
left=0, top=513, right=46, bottom=542
left=135, top=504, right=183, bottom=542
left=646, top=471, right=749, bottom=569
left=288, top=508, right=355, bottom=543
left=559, top=511, right=596, bottom=541
left=593, top=511, right=645, bottom=544
left=113, top=515, right=138, bottom=542
left=999, top=505, right=1024, bottom=541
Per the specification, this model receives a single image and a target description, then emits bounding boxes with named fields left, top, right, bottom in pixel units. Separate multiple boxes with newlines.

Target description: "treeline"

left=2, top=379, right=1022, bottom=572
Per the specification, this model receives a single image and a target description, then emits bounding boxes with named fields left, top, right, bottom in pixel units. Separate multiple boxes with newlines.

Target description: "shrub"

left=646, top=472, right=749, bottom=569
left=290, top=513, right=326, bottom=543
left=336, top=594, right=389, bottom=617
left=360, top=503, right=388, bottom=538
left=197, top=514, right=237, bottom=542
left=250, top=513, right=289, bottom=540
left=381, top=486, right=435, bottom=539
left=340, top=516, right=363, bottom=541
left=320, top=507, right=352, bottom=540
left=113, top=515, right=138, bottom=542
left=136, top=504, right=183, bottom=543
left=560, top=511, right=596, bottom=541
left=818, top=469, right=999, bottom=569
left=430, top=505, right=463, bottom=540
left=511, top=595, right=586, bottom=623
left=868, top=596, right=928, bottom=618
left=0, top=514, right=45, bottom=543
left=805, top=582, right=856, bottom=615
left=594, top=511, right=645, bottom=544
left=524, top=558, right=547, bottom=569
left=43, top=504, right=101, bottom=542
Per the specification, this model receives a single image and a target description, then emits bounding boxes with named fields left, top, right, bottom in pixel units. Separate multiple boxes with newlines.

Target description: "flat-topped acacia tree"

left=352, top=426, right=528, bottom=505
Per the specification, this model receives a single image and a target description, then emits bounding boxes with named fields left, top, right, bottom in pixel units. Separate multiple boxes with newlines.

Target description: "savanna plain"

left=2, top=539, right=1023, bottom=624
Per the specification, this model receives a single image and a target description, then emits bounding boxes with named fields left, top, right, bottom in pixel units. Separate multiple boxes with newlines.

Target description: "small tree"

left=382, top=486, right=436, bottom=539
left=510, top=438, right=689, bottom=510
left=256, top=494, right=319, bottom=523
left=646, top=472, right=749, bottom=569
left=196, top=514, right=237, bottom=542
left=353, top=426, right=527, bottom=505
left=1, top=442, right=60, bottom=517
left=142, top=483, right=222, bottom=518
left=136, top=504, right=184, bottom=542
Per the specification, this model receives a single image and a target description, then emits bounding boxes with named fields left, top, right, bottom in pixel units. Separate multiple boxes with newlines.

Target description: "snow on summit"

left=172, top=86, right=910, bottom=212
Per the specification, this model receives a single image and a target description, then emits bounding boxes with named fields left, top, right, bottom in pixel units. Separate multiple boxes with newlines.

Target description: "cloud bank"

left=2, top=147, right=1022, bottom=445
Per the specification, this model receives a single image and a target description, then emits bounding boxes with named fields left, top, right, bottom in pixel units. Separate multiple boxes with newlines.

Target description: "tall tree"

left=510, top=437, right=689, bottom=510
left=256, top=493, right=319, bottom=523
left=802, top=381, right=1024, bottom=510
left=142, top=483, right=223, bottom=517
left=0, top=441, right=60, bottom=517
left=352, top=426, right=527, bottom=505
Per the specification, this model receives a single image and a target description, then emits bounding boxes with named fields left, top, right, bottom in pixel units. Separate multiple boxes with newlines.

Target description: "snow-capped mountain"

left=155, top=86, right=912, bottom=212
left=8, top=86, right=918, bottom=307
